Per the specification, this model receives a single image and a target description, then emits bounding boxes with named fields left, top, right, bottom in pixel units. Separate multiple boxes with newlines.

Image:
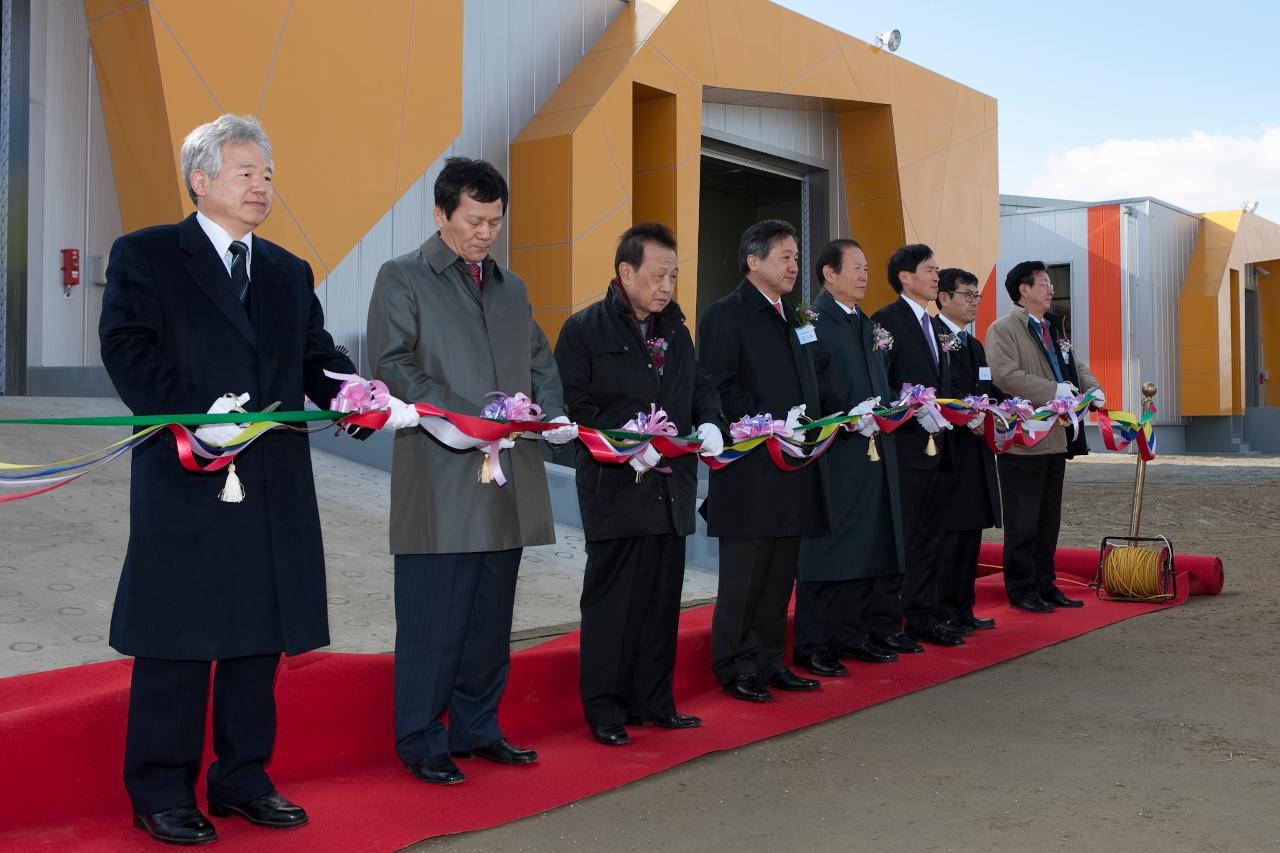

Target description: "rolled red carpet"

left=0, top=552, right=1220, bottom=851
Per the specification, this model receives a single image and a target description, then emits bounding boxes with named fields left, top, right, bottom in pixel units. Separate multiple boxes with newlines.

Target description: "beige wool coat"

left=985, top=303, right=1099, bottom=457
left=367, top=233, right=565, bottom=554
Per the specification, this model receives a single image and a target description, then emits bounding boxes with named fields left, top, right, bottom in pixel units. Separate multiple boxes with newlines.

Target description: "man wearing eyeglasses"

left=934, top=268, right=1000, bottom=633
left=986, top=261, right=1105, bottom=613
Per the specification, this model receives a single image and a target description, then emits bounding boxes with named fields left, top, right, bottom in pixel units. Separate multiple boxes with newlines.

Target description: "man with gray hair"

left=100, top=114, right=416, bottom=845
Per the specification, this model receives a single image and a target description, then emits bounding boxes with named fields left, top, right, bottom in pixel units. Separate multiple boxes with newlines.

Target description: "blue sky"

left=776, top=1, right=1280, bottom=215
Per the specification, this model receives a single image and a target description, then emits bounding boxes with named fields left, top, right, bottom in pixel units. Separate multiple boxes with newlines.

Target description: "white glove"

left=1087, top=386, right=1106, bottom=407
left=696, top=422, right=724, bottom=457
left=1055, top=381, right=1079, bottom=399
left=915, top=407, right=943, bottom=434
left=783, top=404, right=807, bottom=434
left=381, top=395, right=420, bottom=430
left=968, top=411, right=987, bottom=433
left=497, top=436, right=517, bottom=450
left=628, top=443, right=663, bottom=473
left=195, top=393, right=249, bottom=447
left=541, top=415, right=579, bottom=446
left=848, top=398, right=880, bottom=437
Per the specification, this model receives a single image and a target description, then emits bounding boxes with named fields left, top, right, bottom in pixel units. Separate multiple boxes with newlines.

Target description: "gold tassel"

left=218, top=462, right=245, bottom=503
left=478, top=453, right=493, bottom=484
left=866, top=434, right=880, bottom=462
left=926, top=434, right=938, bottom=457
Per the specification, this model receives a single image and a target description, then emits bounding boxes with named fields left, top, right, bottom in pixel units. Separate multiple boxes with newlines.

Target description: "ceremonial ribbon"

left=325, top=370, right=391, bottom=415
left=1096, top=405, right=1157, bottom=461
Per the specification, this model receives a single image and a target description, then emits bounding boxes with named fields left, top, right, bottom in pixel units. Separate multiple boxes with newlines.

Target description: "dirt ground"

left=414, top=455, right=1280, bottom=853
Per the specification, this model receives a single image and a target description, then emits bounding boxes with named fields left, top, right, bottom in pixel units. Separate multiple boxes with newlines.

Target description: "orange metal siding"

left=1087, top=205, right=1124, bottom=409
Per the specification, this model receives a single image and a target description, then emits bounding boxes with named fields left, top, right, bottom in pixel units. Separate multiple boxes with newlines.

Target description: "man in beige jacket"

left=985, top=261, right=1106, bottom=612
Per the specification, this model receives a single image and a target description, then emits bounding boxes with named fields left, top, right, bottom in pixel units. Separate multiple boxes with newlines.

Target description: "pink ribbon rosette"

left=621, top=404, right=678, bottom=475
left=475, top=392, right=544, bottom=485
left=1043, top=391, right=1083, bottom=440
left=960, top=393, right=993, bottom=431
left=325, top=370, right=391, bottom=414
left=728, top=412, right=809, bottom=459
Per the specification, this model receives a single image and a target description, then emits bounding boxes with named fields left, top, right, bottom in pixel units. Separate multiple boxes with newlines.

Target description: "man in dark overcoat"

left=870, top=244, right=965, bottom=650
left=794, top=240, right=905, bottom=676
left=99, top=114, right=414, bottom=845
left=367, top=157, right=577, bottom=786
left=934, top=268, right=1002, bottom=632
left=697, top=219, right=828, bottom=703
left=554, top=223, right=724, bottom=747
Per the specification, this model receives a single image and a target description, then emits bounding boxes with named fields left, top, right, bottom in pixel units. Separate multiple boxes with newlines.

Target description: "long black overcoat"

left=797, top=291, right=905, bottom=581
left=869, top=296, right=955, bottom=470
left=554, top=285, right=723, bottom=541
left=99, top=213, right=352, bottom=660
left=696, top=280, right=828, bottom=539
left=939, top=329, right=1002, bottom=531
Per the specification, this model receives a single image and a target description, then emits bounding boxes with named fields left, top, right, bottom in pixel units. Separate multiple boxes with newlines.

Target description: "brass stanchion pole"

left=1127, top=382, right=1158, bottom=537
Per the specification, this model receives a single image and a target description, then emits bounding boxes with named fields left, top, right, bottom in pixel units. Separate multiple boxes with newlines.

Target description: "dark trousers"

left=124, top=654, right=280, bottom=814
left=711, top=537, right=799, bottom=684
left=938, top=528, right=983, bottom=621
left=579, top=533, right=685, bottom=726
left=998, top=454, right=1067, bottom=601
left=795, top=573, right=902, bottom=653
left=393, top=549, right=521, bottom=764
left=899, top=467, right=946, bottom=631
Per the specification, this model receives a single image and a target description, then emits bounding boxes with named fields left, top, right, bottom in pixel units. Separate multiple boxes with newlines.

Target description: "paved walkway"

left=0, top=397, right=718, bottom=678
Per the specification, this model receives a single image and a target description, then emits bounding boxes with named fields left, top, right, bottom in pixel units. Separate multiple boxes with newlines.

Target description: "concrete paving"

left=0, top=397, right=718, bottom=678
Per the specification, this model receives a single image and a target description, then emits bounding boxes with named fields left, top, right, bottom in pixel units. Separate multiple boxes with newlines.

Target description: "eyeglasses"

left=1028, top=280, right=1055, bottom=291
left=948, top=291, right=982, bottom=303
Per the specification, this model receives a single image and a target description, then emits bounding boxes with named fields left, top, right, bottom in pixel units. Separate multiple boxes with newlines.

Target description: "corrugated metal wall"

left=315, top=0, right=627, bottom=375
left=998, top=200, right=1199, bottom=423
left=24, top=0, right=121, bottom=370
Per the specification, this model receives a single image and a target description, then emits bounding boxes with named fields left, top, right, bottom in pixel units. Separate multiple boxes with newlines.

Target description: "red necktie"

left=1039, top=319, right=1054, bottom=355
left=775, top=301, right=785, bottom=320
left=470, top=262, right=483, bottom=289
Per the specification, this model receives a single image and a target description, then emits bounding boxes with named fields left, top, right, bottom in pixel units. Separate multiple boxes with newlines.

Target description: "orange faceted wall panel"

left=85, top=0, right=462, bottom=280
left=975, top=267, right=997, bottom=341
left=509, top=0, right=998, bottom=342
left=1087, top=205, right=1124, bottom=410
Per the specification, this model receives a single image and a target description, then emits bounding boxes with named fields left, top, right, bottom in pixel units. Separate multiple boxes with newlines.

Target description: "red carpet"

left=0, top=551, right=1222, bottom=851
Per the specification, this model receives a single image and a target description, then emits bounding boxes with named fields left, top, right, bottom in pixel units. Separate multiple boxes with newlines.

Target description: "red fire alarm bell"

left=60, top=248, right=81, bottom=295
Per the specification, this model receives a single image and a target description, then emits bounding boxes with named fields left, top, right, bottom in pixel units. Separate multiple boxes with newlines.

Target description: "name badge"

left=795, top=325, right=817, bottom=345
left=978, top=366, right=992, bottom=381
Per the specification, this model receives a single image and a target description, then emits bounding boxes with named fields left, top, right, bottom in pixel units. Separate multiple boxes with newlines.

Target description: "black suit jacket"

left=870, top=296, right=954, bottom=471
left=697, top=280, right=827, bottom=538
left=939, top=327, right=1001, bottom=530
left=99, top=213, right=353, bottom=660
left=555, top=285, right=723, bottom=541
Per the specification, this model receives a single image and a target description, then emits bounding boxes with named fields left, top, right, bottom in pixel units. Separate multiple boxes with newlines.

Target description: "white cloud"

left=1023, top=128, right=1280, bottom=216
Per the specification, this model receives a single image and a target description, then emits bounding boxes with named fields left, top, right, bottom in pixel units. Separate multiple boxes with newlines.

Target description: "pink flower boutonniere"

left=872, top=324, right=894, bottom=352
left=793, top=301, right=820, bottom=328
left=938, top=331, right=962, bottom=353
left=646, top=337, right=669, bottom=375
left=1058, top=336, right=1073, bottom=357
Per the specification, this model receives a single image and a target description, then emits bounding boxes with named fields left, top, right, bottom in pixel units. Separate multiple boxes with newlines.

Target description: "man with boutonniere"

left=934, top=268, right=1002, bottom=634
left=554, top=223, right=725, bottom=747
left=698, top=219, right=830, bottom=703
left=870, top=244, right=962, bottom=652
left=986, top=261, right=1104, bottom=613
left=794, top=239, right=906, bottom=676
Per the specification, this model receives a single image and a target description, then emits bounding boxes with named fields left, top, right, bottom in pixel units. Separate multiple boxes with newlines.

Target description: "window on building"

left=1047, top=263, right=1072, bottom=336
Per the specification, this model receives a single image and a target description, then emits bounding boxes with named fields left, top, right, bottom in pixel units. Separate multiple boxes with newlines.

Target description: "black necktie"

left=229, top=241, right=250, bottom=308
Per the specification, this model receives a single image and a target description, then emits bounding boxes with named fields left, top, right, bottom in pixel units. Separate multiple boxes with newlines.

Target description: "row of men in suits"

left=99, top=112, right=1103, bottom=845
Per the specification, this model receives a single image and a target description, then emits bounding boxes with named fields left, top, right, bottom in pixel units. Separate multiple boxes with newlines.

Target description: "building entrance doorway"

left=696, top=152, right=808, bottom=321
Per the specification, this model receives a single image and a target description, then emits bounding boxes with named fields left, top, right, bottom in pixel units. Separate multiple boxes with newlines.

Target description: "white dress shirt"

left=196, top=211, right=254, bottom=279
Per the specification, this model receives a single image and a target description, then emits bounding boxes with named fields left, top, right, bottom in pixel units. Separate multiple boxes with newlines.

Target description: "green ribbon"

left=0, top=409, right=346, bottom=427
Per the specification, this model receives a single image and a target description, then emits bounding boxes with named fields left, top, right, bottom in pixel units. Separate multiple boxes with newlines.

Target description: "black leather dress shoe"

left=940, top=619, right=975, bottom=637
left=591, top=724, right=631, bottom=746
left=793, top=649, right=849, bottom=677
left=133, top=806, right=217, bottom=846
left=452, top=738, right=538, bottom=765
left=909, top=626, right=965, bottom=647
left=1011, top=593, right=1055, bottom=612
left=208, top=790, right=307, bottom=829
left=405, top=755, right=465, bottom=785
left=766, top=666, right=821, bottom=691
left=648, top=712, right=702, bottom=729
left=875, top=632, right=924, bottom=654
left=833, top=641, right=899, bottom=663
left=1041, top=588, right=1084, bottom=608
left=724, top=674, right=772, bottom=702
left=956, top=613, right=997, bottom=630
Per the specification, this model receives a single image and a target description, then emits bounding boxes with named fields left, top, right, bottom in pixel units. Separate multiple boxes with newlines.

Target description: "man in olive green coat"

left=367, top=157, right=577, bottom=786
